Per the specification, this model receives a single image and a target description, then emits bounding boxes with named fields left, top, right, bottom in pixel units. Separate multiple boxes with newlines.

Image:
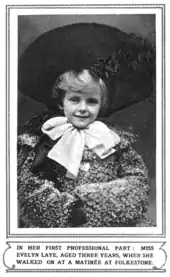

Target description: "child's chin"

left=72, top=120, right=91, bottom=129
left=73, top=123, right=89, bottom=129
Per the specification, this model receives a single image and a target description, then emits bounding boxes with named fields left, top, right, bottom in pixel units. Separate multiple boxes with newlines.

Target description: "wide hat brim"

left=18, top=23, right=155, bottom=115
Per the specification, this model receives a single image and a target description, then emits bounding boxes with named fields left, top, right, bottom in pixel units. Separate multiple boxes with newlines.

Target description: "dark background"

left=18, top=15, right=156, bottom=224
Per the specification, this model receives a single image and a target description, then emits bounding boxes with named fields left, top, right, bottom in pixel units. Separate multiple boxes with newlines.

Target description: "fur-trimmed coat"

left=18, top=110, right=152, bottom=228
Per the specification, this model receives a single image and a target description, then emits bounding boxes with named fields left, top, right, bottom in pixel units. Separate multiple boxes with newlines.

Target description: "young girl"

left=18, top=69, right=152, bottom=228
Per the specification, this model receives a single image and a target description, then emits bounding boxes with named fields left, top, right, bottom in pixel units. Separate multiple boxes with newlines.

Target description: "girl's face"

left=63, top=90, right=102, bottom=129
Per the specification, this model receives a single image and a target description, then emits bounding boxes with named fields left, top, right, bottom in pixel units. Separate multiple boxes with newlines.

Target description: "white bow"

left=42, top=117, right=120, bottom=179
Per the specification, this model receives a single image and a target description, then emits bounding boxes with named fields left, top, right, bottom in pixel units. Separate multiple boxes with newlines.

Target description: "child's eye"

left=69, top=97, right=80, bottom=103
left=87, top=98, right=99, bottom=105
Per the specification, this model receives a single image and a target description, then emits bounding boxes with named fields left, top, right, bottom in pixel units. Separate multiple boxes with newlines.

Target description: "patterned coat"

left=18, top=110, right=152, bottom=228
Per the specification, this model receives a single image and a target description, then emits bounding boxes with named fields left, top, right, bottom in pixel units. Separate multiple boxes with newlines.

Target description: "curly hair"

left=52, top=69, right=108, bottom=110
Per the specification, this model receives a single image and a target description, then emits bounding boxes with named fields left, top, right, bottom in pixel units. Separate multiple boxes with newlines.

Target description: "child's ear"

left=58, top=104, right=64, bottom=111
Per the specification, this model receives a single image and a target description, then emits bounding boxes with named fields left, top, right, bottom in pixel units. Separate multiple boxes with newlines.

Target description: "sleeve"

left=73, top=137, right=151, bottom=227
left=17, top=133, right=76, bottom=228
left=17, top=133, right=38, bottom=173
left=113, top=126, right=150, bottom=198
left=115, top=143, right=150, bottom=194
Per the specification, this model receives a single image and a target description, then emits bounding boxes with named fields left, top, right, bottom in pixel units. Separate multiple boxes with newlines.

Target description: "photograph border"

left=6, top=3, right=166, bottom=238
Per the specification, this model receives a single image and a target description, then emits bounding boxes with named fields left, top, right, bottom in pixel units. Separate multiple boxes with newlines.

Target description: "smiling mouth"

left=74, top=115, right=89, bottom=119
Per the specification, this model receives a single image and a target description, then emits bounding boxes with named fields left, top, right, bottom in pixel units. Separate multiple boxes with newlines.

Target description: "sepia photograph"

left=16, top=11, right=157, bottom=229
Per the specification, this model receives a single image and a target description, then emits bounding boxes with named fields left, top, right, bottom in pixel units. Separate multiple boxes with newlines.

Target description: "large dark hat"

left=18, top=23, right=155, bottom=116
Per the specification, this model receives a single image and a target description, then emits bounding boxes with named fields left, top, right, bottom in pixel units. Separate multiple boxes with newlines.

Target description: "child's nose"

left=79, top=101, right=87, bottom=112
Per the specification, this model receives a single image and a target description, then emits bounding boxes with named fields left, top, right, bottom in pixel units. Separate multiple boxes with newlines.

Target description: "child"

left=18, top=69, right=151, bottom=228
